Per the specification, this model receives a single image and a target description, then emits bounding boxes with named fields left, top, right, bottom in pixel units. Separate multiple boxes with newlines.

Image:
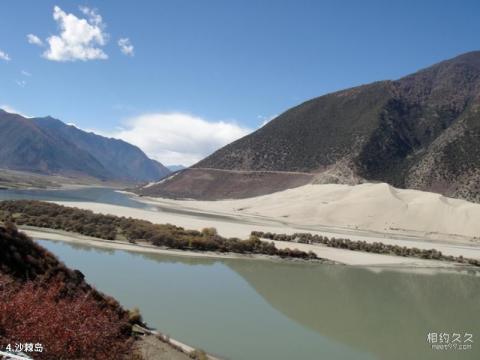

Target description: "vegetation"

left=0, top=200, right=317, bottom=260
left=189, top=349, right=209, bottom=360
left=0, top=224, right=135, bottom=359
left=0, top=278, right=133, bottom=359
left=251, top=231, right=480, bottom=267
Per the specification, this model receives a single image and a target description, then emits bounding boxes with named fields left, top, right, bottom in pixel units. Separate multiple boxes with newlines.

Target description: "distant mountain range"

left=141, top=51, right=480, bottom=202
left=0, top=110, right=170, bottom=183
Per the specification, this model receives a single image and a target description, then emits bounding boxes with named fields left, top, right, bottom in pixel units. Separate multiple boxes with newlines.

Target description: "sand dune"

left=146, top=183, right=480, bottom=240
left=48, top=183, right=480, bottom=265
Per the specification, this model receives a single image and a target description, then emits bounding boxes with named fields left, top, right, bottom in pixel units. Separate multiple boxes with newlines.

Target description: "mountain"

left=0, top=110, right=170, bottom=183
left=31, top=116, right=171, bottom=182
left=141, top=51, right=480, bottom=202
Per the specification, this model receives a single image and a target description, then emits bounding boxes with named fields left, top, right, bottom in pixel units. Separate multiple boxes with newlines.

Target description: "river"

left=1, top=187, right=479, bottom=360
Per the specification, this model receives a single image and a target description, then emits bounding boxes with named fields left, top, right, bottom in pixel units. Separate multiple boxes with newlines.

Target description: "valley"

left=2, top=47, right=480, bottom=359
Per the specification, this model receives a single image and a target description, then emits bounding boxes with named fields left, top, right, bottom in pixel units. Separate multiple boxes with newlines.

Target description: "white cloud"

left=42, top=6, right=108, bottom=62
left=118, top=38, right=134, bottom=56
left=0, top=50, right=11, bottom=61
left=79, top=6, right=103, bottom=26
left=15, top=80, right=27, bottom=87
left=109, top=112, right=252, bottom=166
left=27, top=34, right=44, bottom=46
left=21, top=70, right=32, bottom=76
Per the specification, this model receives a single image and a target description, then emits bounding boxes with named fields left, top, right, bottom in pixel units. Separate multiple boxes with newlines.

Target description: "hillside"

left=0, top=110, right=170, bottom=183
left=144, top=51, right=480, bottom=201
left=136, top=168, right=314, bottom=199
left=0, top=223, right=134, bottom=359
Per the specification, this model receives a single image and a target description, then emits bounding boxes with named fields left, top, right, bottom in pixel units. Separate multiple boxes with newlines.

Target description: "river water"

left=1, top=188, right=479, bottom=360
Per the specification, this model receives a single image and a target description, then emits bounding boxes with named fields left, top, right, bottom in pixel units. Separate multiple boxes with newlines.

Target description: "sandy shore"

left=22, top=226, right=279, bottom=262
left=49, top=190, right=480, bottom=263
left=21, top=226, right=472, bottom=268
left=135, top=183, right=480, bottom=242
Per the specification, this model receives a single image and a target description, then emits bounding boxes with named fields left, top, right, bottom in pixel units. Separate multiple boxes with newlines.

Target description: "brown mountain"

left=0, top=110, right=170, bottom=183
left=140, top=51, right=480, bottom=201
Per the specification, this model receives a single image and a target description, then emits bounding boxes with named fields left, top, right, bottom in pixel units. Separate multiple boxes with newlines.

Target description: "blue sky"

left=0, top=0, right=479, bottom=165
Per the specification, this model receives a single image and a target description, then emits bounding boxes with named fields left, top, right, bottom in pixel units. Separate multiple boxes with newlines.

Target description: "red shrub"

left=0, top=278, right=132, bottom=360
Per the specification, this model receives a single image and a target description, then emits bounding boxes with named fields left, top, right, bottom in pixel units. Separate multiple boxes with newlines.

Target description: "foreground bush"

left=0, top=278, right=132, bottom=360
left=0, top=224, right=136, bottom=359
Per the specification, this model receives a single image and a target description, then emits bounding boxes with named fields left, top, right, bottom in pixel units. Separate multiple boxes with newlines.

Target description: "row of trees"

left=251, top=231, right=480, bottom=267
left=0, top=200, right=317, bottom=260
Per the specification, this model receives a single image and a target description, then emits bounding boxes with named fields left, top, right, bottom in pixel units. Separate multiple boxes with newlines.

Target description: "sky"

left=0, top=0, right=479, bottom=166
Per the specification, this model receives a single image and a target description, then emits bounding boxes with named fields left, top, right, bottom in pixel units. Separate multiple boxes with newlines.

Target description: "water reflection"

left=36, top=239, right=480, bottom=360
left=42, top=239, right=220, bottom=266
left=226, top=260, right=480, bottom=360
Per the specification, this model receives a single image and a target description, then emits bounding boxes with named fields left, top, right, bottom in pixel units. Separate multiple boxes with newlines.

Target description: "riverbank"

left=22, top=226, right=310, bottom=263
left=132, top=183, right=480, bottom=243
left=22, top=226, right=470, bottom=268
left=35, top=225, right=480, bottom=360
left=47, top=198, right=480, bottom=266
left=133, top=325, right=222, bottom=360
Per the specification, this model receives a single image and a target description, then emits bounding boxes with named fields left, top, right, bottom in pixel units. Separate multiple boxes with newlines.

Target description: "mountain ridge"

left=0, top=109, right=170, bottom=183
left=144, top=51, right=480, bottom=202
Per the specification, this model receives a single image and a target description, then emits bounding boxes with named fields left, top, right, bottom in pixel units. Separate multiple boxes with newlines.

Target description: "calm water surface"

left=1, top=188, right=479, bottom=359
left=0, top=187, right=150, bottom=209
left=37, top=239, right=480, bottom=360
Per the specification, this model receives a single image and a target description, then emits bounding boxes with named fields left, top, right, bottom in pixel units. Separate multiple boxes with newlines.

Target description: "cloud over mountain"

left=110, top=112, right=252, bottom=166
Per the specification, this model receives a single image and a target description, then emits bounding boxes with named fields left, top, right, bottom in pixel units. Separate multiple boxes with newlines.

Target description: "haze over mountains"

left=0, top=109, right=170, bottom=183
left=142, top=51, right=480, bottom=202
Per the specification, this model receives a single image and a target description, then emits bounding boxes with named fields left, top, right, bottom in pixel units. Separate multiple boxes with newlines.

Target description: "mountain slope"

left=32, top=117, right=170, bottom=182
left=0, top=110, right=108, bottom=179
left=147, top=51, right=480, bottom=201
left=0, top=223, right=135, bottom=359
left=0, top=110, right=170, bottom=183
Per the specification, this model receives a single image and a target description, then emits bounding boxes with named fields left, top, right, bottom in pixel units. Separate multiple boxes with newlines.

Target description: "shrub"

left=189, top=349, right=209, bottom=360
left=0, top=278, right=132, bottom=360
left=0, top=201, right=317, bottom=261
left=250, top=230, right=480, bottom=266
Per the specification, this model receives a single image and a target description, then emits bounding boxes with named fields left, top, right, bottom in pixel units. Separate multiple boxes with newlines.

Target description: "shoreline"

left=21, top=226, right=472, bottom=269
left=46, top=198, right=480, bottom=263
left=22, top=226, right=314, bottom=263
left=131, top=191, right=480, bottom=246
left=133, top=325, right=223, bottom=360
